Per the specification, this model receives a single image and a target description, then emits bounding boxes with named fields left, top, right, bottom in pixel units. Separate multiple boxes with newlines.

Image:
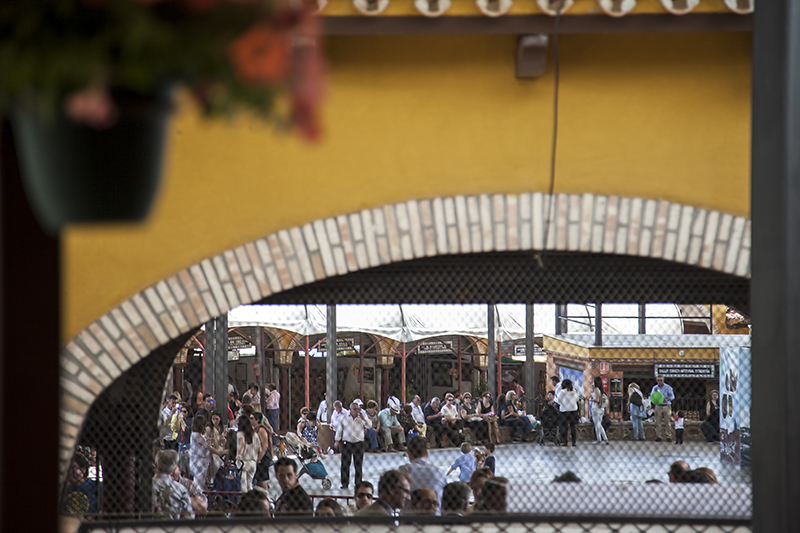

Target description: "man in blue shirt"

left=378, top=404, right=406, bottom=452
left=651, top=375, right=675, bottom=442
left=398, top=436, right=447, bottom=509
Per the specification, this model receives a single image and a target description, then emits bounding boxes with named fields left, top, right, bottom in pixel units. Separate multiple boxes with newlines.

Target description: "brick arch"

left=57, top=192, right=751, bottom=482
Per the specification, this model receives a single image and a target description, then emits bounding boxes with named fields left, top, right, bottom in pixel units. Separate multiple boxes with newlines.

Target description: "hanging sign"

left=599, top=362, right=610, bottom=375
left=653, top=363, right=716, bottom=379
left=228, top=335, right=252, bottom=350
left=513, top=343, right=545, bottom=356
left=416, top=340, right=455, bottom=355
left=317, top=337, right=355, bottom=353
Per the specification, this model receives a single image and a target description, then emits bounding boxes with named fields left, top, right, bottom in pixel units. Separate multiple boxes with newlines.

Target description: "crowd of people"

left=63, top=375, right=724, bottom=519
left=141, top=375, right=724, bottom=519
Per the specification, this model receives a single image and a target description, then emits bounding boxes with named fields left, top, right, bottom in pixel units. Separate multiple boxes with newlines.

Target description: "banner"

left=719, top=346, right=751, bottom=467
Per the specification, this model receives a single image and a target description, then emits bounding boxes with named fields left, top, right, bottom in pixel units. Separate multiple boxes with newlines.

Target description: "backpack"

left=630, top=392, right=643, bottom=407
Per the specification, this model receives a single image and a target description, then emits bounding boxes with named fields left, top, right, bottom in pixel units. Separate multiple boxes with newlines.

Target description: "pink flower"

left=63, top=86, right=118, bottom=129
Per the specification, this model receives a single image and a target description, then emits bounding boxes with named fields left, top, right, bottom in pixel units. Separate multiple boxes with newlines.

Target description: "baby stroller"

left=537, top=404, right=561, bottom=446
left=207, top=458, right=242, bottom=515
left=281, top=432, right=332, bottom=490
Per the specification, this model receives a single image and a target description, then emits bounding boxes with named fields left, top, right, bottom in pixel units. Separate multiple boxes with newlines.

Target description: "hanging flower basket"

left=352, top=363, right=360, bottom=376
left=11, top=87, right=172, bottom=233
left=1, top=0, right=325, bottom=233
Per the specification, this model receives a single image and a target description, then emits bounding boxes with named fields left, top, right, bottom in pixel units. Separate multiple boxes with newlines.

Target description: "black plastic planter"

left=11, top=88, right=172, bottom=234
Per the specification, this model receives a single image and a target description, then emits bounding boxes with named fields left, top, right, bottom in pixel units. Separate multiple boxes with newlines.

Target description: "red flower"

left=289, top=14, right=325, bottom=141
left=228, top=24, right=292, bottom=85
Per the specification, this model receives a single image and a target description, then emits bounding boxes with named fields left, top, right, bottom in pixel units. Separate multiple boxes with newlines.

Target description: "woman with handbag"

left=460, top=392, right=490, bottom=445
left=204, top=410, right=228, bottom=482
left=479, top=393, right=501, bottom=444
left=190, top=415, right=225, bottom=489
left=557, top=379, right=580, bottom=447
left=628, top=383, right=646, bottom=441
left=590, top=377, right=610, bottom=445
left=243, top=406, right=273, bottom=490
left=503, top=391, right=533, bottom=442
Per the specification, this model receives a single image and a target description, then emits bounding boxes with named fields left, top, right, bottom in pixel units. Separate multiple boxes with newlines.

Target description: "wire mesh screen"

left=63, top=254, right=752, bottom=533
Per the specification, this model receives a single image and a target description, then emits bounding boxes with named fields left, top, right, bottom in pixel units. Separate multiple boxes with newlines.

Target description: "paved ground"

left=269, top=440, right=752, bottom=506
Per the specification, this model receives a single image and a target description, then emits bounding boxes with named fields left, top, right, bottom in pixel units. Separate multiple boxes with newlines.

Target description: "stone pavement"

left=270, top=440, right=752, bottom=514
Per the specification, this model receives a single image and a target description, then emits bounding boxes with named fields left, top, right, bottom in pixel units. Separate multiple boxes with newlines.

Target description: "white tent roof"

left=227, top=303, right=685, bottom=343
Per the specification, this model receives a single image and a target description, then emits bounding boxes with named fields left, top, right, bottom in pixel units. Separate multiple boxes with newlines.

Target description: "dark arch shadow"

left=261, top=251, right=750, bottom=314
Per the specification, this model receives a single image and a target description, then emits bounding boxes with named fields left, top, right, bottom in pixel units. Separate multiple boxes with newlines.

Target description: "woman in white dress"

left=236, top=415, right=261, bottom=493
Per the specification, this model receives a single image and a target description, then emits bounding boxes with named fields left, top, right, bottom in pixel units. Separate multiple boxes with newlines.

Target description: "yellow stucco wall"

left=543, top=337, right=721, bottom=361
left=63, top=30, right=752, bottom=343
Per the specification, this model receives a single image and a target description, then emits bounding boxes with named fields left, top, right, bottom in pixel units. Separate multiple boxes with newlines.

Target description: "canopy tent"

left=227, top=303, right=685, bottom=342
left=225, top=303, right=686, bottom=411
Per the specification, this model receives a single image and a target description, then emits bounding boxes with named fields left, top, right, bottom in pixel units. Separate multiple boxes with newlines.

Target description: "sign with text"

left=228, top=335, right=252, bottom=350
left=316, top=337, right=355, bottom=353
left=513, top=343, right=545, bottom=356
left=416, top=340, right=454, bottom=355
left=653, top=364, right=716, bottom=379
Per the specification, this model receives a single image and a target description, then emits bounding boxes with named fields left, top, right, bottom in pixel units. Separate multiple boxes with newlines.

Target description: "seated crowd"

left=64, top=381, right=723, bottom=519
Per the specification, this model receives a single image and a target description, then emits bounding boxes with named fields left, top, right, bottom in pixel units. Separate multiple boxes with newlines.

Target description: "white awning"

left=228, top=303, right=684, bottom=343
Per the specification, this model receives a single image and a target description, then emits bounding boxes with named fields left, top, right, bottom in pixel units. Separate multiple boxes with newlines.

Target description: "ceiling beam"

left=322, top=13, right=752, bottom=36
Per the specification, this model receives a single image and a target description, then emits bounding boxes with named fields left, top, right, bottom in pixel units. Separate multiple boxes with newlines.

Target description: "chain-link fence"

left=78, top=516, right=752, bottom=533
left=63, top=283, right=752, bottom=532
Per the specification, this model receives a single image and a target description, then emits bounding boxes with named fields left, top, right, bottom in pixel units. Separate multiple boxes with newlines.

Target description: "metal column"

left=326, top=305, right=337, bottom=422
left=256, top=328, right=266, bottom=412
left=555, top=303, right=567, bottom=334
left=215, top=314, right=228, bottom=406
left=525, top=303, right=536, bottom=413
left=204, top=315, right=228, bottom=401
left=595, top=303, right=603, bottom=347
left=487, top=304, right=496, bottom=399
left=752, top=2, right=800, bottom=530
left=204, top=319, right=215, bottom=395
left=638, top=303, right=646, bottom=334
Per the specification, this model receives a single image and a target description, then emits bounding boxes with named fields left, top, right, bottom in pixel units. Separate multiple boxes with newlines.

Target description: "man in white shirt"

left=397, top=436, right=447, bottom=510
left=329, top=401, right=345, bottom=431
left=334, top=401, right=371, bottom=489
left=551, top=376, right=562, bottom=405
left=387, top=393, right=401, bottom=411
left=411, top=395, right=428, bottom=437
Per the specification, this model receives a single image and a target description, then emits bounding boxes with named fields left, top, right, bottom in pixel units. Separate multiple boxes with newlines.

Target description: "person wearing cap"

left=378, top=403, right=406, bottom=452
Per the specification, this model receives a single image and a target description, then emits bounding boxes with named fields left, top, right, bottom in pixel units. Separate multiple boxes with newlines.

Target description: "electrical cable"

left=537, top=0, right=565, bottom=269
